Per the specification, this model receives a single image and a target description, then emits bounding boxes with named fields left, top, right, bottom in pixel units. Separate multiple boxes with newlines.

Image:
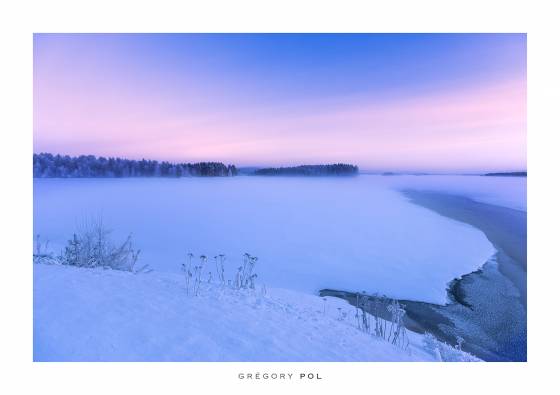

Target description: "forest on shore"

left=33, top=153, right=238, bottom=178
left=253, top=164, right=359, bottom=176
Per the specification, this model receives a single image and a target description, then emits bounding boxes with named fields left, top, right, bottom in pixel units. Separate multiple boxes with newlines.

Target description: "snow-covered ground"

left=33, top=264, right=477, bottom=362
left=33, top=175, right=504, bottom=304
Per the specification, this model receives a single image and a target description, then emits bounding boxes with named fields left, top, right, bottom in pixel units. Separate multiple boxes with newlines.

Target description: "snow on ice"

left=33, top=175, right=502, bottom=304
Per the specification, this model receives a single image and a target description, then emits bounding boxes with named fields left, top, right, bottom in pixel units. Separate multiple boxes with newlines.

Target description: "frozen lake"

left=33, top=175, right=525, bottom=304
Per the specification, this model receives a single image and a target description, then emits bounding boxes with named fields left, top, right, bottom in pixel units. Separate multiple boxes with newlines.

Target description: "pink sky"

left=34, top=77, right=526, bottom=172
left=33, top=34, right=526, bottom=172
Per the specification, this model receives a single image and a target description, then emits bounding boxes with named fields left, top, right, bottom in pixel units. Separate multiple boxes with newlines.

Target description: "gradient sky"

left=33, top=33, right=526, bottom=172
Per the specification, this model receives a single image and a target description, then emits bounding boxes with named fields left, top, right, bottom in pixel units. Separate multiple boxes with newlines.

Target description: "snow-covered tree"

left=33, top=153, right=238, bottom=178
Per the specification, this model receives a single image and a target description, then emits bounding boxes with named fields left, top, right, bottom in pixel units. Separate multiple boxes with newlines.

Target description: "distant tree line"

left=484, top=171, right=527, bottom=177
left=33, top=153, right=238, bottom=178
left=253, top=164, right=359, bottom=176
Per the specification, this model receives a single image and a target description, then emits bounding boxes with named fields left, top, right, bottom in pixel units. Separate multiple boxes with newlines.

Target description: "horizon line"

left=33, top=152, right=526, bottom=175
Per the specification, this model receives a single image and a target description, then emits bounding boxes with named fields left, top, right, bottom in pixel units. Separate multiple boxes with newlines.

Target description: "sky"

left=33, top=33, right=526, bottom=172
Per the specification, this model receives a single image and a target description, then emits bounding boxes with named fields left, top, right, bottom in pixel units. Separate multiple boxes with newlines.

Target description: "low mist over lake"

left=33, top=175, right=524, bottom=304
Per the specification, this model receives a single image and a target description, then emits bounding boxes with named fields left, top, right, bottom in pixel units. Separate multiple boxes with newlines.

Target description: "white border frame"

left=2, top=1, right=559, bottom=394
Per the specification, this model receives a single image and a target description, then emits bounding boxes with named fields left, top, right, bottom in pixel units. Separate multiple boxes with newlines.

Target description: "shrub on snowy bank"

left=352, top=292, right=410, bottom=351
left=345, top=292, right=477, bottom=361
left=33, top=235, right=58, bottom=265
left=423, top=333, right=477, bottom=362
left=181, top=252, right=262, bottom=296
left=34, top=220, right=148, bottom=273
left=346, top=291, right=479, bottom=361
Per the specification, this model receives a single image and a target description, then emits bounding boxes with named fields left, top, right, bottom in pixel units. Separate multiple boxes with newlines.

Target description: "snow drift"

left=33, top=264, right=478, bottom=362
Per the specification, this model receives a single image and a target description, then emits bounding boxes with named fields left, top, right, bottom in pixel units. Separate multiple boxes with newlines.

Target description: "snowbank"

left=33, top=265, right=477, bottom=362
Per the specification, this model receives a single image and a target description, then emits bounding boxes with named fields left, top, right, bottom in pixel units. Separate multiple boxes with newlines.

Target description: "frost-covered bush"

left=354, top=293, right=409, bottom=350
left=439, top=342, right=478, bottom=362
left=193, top=255, right=207, bottom=296
left=423, top=333, right=443, bottom=361
left=182, top=253, right=194, bottom=295
left=387, top=299, right=409, bottom=349
left=422, top=333, right=478, bottom=362
left=214, top=254, right=226, bottom=285
left=57, top=219, right=143, bottom=272
left=232, top=253, right=259, bottom=290
left=355, top=292, right=371, bottom=333
left=351, top=292, right=477, bottom=360
left=182, top=252, right=261, bottom=296
left=33, top=234, right=58, bottom=265
left=455, top=336, right=465, bottom=351
left=240, top=253, right=258, bottom=289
